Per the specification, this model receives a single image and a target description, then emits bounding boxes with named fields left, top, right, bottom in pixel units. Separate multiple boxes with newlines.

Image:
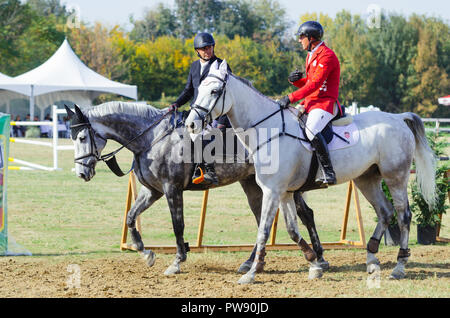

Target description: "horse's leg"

left=293, top=191, right=329, bottom=270
left=237, top=175, right=262, bottom=273
left=162, top=184, right=187, bottom=275
left=384, top=178, right=412, bottom=279
left=238, top=189, right=280, bottom=284
left=126, top=186, right=163, bottom=267
left=353, top=171, right=395, bottom=274
left=281, top=192, right=323, bottom=279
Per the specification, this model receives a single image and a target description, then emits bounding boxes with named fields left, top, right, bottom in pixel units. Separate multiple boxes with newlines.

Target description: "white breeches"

left=305, top=108, right=335, bottom=141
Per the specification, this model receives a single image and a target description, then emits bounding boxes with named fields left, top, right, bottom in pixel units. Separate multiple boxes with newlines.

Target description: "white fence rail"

left=421, top=118, right=450, bottom=133
left=9, top=105, right=74, bottom=171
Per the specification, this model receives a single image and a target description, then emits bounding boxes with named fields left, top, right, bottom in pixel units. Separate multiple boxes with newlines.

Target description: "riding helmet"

left=194, top=32, right=215, bottom=49
left=296, top=21, right=324, bottom=41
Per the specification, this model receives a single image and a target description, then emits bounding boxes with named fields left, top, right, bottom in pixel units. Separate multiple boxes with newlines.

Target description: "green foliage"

left=410, top=165, right=449, bottom=227
left=410, top=133, right=449, bottom=227
left=381, top=179, right=397, bottom=226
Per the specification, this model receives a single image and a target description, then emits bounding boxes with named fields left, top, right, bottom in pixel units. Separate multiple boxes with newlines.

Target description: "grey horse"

left=186, top=60, right=437, bottom=284
left=65, top=102, right=327, bottom=276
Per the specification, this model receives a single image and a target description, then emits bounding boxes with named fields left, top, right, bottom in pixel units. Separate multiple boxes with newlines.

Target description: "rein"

left=248, top=105, right=308, bottom=155
left=71, top=109, right=176, bottom=177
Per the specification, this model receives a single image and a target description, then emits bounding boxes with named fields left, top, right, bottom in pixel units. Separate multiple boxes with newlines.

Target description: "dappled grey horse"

left=65, top=102, right=328, bottom=276
left=186, top=59, right=437, bottom=284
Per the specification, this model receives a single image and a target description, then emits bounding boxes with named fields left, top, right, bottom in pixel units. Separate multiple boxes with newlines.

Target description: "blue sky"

left=62, top=0, right=449, bottom=30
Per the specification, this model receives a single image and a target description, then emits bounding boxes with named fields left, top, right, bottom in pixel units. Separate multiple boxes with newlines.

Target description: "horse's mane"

left=84, top=101, right=164, bottom=119
left=231, top=74, right=277, bottom=104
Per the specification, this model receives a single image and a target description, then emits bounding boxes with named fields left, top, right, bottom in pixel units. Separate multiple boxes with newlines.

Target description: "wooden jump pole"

left=120, top=172, right=367, bottom=253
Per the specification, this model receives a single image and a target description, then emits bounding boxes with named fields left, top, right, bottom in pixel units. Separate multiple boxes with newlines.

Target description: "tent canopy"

left=14, top=39, right=137, bottom=100
left=0, top=72, right=31, bottom=96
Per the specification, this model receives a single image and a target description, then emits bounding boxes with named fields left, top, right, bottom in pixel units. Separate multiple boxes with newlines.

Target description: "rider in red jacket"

left=278, top=21, right=341, bottom=186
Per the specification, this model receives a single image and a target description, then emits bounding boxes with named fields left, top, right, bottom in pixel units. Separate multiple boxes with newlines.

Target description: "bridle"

left=190, top=73, right=228, bottom=129
left=71, top=110, right=176, bottom=176
left=71, top=121, right=107, bottom=169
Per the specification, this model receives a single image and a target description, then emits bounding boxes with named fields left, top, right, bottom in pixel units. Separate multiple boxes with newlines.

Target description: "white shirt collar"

left=308, top=41, right=324, bottom=62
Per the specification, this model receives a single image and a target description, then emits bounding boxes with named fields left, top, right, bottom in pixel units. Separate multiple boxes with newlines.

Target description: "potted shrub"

left=410, top=165, right=449, bottom=244
left=410, top=133, right=449, bottom=245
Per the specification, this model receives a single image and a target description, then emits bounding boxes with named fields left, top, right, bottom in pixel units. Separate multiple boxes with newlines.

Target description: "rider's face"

left=196, top=45, right=214, bottom=60
left=299, top=35, right=309, bottom=50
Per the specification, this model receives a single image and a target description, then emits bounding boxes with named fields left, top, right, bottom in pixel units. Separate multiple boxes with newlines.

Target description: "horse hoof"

left=138, top=250, right=156, bottom=267
left=367, top=263, right=381, bottom=274
left=144, top=250, right=156, bottom=267
left=164, top=264, right=181, bottom=276
left=308, top=262, right=323, bottom=280
left=238, top=274, right=255, bottom=284
left=389, top=269, right=406, bottom=280
left=317, top=259, right=330, bottom=271
left=237, top=262, right=252, bottom=274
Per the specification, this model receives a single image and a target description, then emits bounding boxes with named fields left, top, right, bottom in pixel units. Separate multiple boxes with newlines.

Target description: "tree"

left=68, top=23, right=129, bottom=82
left=27, top=0, right=71, bottom=20
left=251, top=0, right=290, bottom=42
left=215, top=0, right=259, bottom=39
left=174, top=0, right=222, bottom=38
left=129, top=3, right=178, bottom=42
left=0, top=0, right=33, bottom=73
left=404, top=16, right=449, bottom=116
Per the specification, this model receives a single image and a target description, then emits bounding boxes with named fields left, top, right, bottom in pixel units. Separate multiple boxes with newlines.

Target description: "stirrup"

left=315, top=166, right=336, bottom=187
left=192, top=167, right=205, bottom=184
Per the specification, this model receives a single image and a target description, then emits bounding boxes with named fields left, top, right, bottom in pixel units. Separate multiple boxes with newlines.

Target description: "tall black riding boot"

left=203, top=162, right=219, bottom=185
left=310, top=133, right=337, bottom=186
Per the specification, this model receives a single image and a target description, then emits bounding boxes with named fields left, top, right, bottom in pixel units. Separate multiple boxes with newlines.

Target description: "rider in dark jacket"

left=170, top=32, right=231, bottom=185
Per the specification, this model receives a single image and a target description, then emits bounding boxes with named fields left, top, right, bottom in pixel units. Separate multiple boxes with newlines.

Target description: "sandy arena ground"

left=0, top=245, right=449, bottom=298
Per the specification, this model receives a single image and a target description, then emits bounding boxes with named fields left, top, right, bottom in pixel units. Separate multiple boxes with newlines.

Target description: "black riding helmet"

left=297, top=21, right=324, bottom=51
left=194, top=32, right=215, bottom=49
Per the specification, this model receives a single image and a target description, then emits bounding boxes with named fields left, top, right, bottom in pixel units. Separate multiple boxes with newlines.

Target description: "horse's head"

left=186, top=59, right=232, bottom=134
left=65, top=104, right=107, bottom=181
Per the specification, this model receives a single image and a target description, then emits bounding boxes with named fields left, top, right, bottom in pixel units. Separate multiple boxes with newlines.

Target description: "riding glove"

left=288, top=69, right=303, bottom=83
left=277, top=96, right=291, bottom=109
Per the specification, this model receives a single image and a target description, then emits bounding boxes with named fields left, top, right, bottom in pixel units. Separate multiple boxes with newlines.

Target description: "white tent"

left=4, top=39, right=138, bottom=119
left=0, top=72, right=32, bottom=116
left=0, top=72, right=31, bottom=96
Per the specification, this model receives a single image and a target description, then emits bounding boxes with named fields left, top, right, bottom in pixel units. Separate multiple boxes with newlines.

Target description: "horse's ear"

left=219, top=60, right=228, bottom=76
left=74, top=104, right=84, bottom=120
left=64, top=104, right=74, bottom=119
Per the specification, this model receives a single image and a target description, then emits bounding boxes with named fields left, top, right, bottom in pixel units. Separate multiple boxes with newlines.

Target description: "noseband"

left=191, top=73, right=228, bottom=128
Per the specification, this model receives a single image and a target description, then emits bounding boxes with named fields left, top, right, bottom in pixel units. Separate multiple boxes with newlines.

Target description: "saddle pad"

left=300, top=122, right=360, bottom=152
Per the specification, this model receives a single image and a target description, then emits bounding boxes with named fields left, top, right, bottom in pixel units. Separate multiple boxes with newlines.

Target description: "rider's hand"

left=168, top=103, right=178, bottom=112
left=288, top=69, right=303, bottom=83
left=296, top=105, right=306, bottom=118
left=277, top=96, right=291, bottom=109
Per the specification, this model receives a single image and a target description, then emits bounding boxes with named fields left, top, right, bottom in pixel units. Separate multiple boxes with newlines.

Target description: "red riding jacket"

left=288, top=43, right=342, bottom=115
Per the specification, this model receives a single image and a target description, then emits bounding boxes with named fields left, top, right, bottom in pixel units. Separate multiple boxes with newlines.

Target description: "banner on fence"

left=0, top=113, right=10, bottom=255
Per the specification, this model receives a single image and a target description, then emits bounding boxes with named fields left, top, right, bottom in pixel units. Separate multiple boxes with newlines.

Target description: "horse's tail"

left=401, top=112, right=437, bottom=209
